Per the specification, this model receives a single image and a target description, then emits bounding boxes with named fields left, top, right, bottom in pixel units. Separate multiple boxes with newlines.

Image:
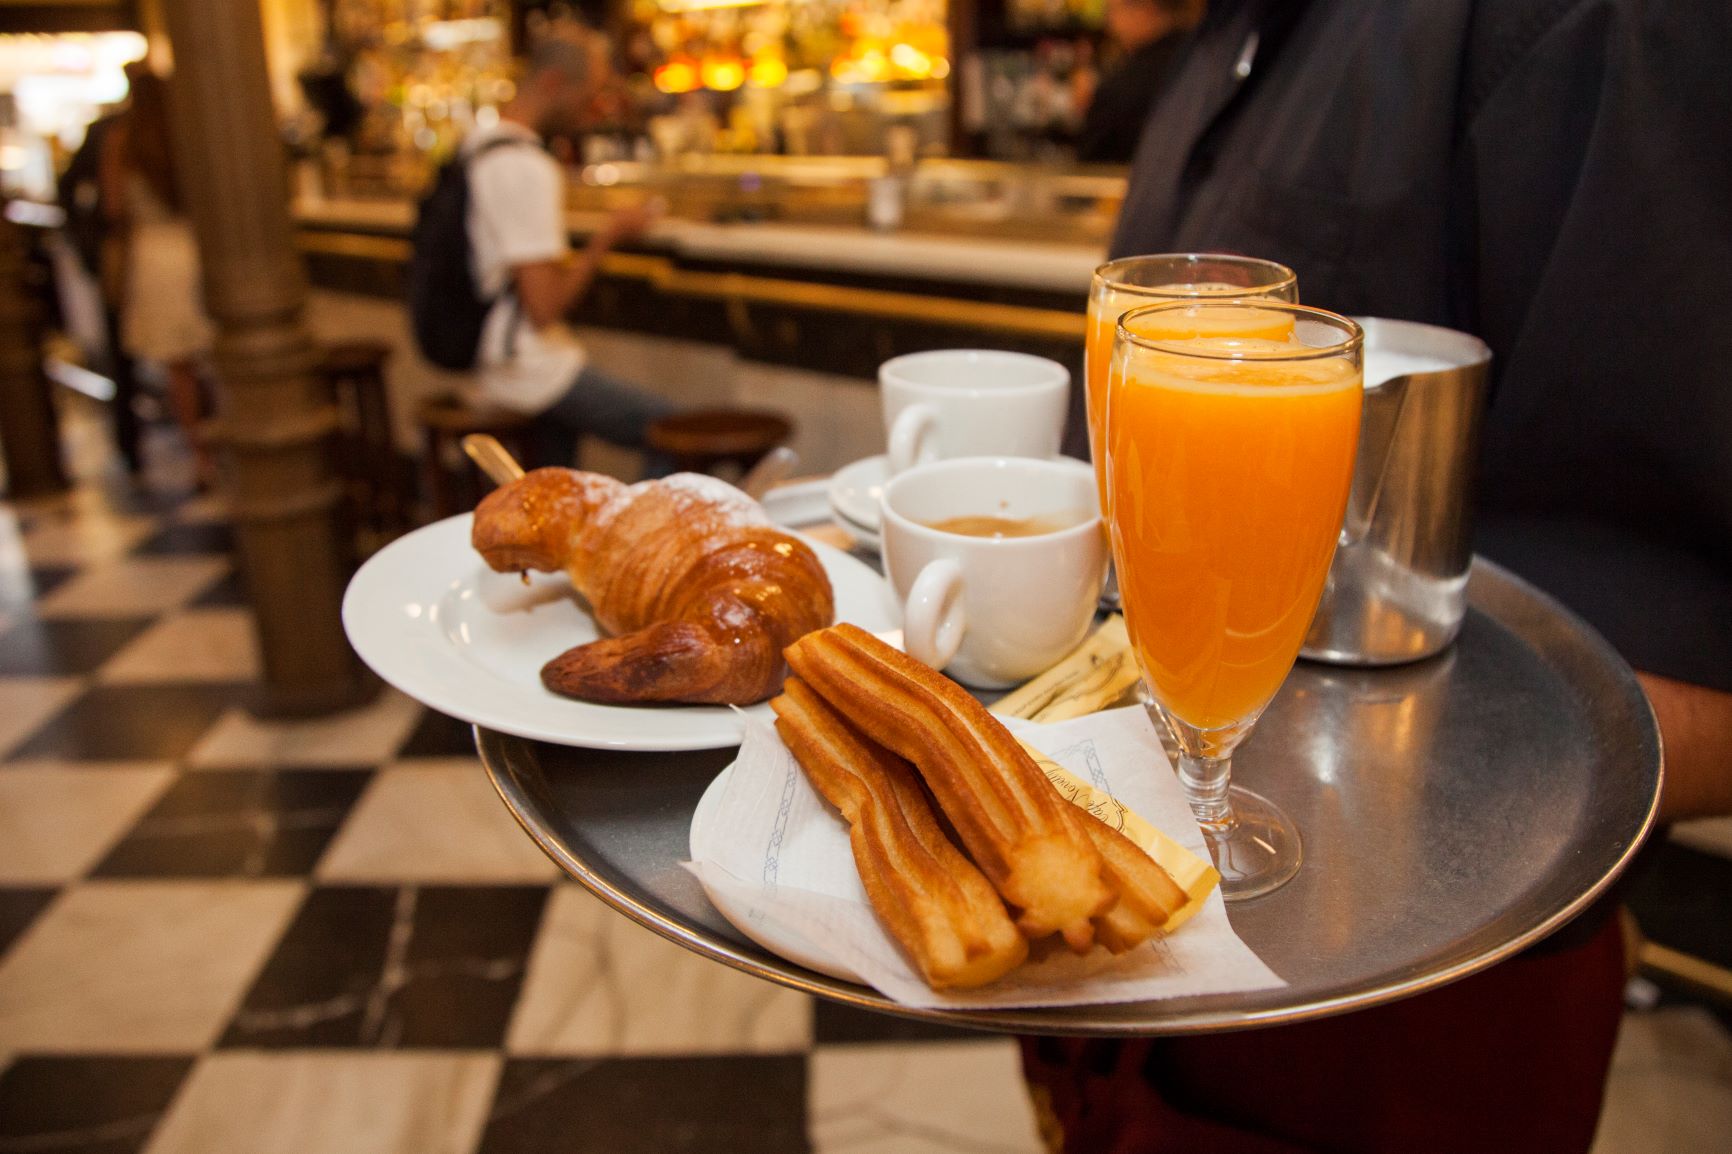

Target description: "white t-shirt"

left=462, top=121, right=586, bottom=414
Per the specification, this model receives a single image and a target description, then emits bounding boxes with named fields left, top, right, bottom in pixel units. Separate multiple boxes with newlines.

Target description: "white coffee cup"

left=881, top=457, right=1106, bottom=689
left=880, top=350, right=1070, bottom=476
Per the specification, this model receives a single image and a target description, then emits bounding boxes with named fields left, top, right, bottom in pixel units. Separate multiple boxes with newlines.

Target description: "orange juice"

left=1086, top=298, right=1295, bottom=512
left=1107, top=337, right=1361, bottom=731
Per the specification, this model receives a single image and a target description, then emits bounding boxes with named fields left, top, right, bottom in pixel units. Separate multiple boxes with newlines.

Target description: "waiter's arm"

left=1641, top=674, right=1732, bottom=823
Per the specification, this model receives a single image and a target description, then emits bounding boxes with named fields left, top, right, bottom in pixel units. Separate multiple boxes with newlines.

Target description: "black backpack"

left=407, top=137, right=531, bottom=371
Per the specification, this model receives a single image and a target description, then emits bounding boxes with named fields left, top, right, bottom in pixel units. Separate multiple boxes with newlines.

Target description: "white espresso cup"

left=881, top=457, right=1106, bottom=689
left=880, top=350, right=1070, bottom=476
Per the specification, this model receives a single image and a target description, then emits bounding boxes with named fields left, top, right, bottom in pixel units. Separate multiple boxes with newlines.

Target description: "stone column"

left=0, top=217, right=68, bottom=500
left=160, top=0, right=371, bottom=715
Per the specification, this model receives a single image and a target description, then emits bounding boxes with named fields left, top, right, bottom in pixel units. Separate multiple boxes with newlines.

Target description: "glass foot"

left=1196, top=786, right=1302, bottom=901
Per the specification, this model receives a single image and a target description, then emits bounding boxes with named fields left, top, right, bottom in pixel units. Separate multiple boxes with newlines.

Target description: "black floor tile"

left=221, top=885, right=549, bottom=1049
left=397, top=708, right=478, bottom=758
left=1627, top=840, right=1732, bottom=969
left=0, top=887, right=57, bottom=957
left=7, top=683, right=243, bottom=761
left=187, top=568, right=249, bottom=609
left=0, top=1055, right=196, bottom=1154
left=0, top=616, right=155, bottom=677
left=813, top=998, right=990, bottom=1045
left=93, top=473, right=194, bottom=518
left=0, top=565, right=76, bottom=610
left=478, top=1057, right=809, bottom=1154
left=92, top=770, right=374, bottom=878
left=131, top=521, right=234, bottom=557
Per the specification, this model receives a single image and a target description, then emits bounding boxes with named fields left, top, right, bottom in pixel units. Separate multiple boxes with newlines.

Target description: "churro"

left=784, top=623, right=1113, bottom=952
left=771, top=679, right=1027, bottom=989
left=1079, top=812, right=1190, bottom=953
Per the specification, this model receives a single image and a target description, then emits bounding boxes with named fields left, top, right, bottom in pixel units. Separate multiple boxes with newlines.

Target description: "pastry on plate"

left=473, top=468, right=834, bottom=705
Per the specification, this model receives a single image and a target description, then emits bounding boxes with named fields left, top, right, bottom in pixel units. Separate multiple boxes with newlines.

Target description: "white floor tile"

left=507, top=885, right=812, bottom=1057
left=10, top=514, right=156, bottom=568
left=0, top=765, right=176, bottom=883
left=315, top=759, right=561, bottom=883
left=0, top=677, right=84, bottom=760
left=187, top=687, right=422, bottom=768
left=809, top=1040, right=1045, bottom=1154
left=36, top=557, right=229, bottom=619
left=98, top=608, right=262, bottom=684
left=1593, top=1006, right=1732, bottom=1154
left=0, top=880, right=304, bottom=1051
left=144, top=1051, right=501, bottom=1154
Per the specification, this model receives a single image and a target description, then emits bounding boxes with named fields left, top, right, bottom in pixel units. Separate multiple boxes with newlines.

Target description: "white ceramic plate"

left=689, top=760, right=864, bottom=983
left=342, top=515, right=900, bottom=751
left=827, top=454, right=889, bottom=532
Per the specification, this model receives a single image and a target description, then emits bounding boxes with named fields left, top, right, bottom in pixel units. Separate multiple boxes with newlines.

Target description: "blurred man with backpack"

left=410, top=21, right=671, bottom=472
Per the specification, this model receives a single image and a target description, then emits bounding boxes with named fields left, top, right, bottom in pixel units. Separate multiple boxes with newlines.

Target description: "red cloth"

left=1020, top=914, right=1626, bottom=1154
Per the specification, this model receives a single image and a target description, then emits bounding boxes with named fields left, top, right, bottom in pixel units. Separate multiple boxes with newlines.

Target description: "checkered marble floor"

left=2, top=410, right=1728, bottom=1154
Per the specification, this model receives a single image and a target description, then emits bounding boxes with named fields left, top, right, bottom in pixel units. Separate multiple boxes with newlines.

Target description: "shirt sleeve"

left=469, top=148, right=570, bottom=267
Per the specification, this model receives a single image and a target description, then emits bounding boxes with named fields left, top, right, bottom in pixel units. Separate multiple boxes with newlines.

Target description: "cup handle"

left=887, top=403, right=938, bottom=475
left=902, top=558, right=966, bottom=671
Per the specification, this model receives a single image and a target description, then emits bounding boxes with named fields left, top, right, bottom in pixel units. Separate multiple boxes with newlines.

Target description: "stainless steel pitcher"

left=1302, top=318, right=1492, bottom=666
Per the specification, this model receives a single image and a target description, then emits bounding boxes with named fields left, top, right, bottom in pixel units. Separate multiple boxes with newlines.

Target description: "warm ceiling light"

left=748, top=56, right=788, bottom=88
left=656, top=0, right=766, bottom=12
left=653, top=59, right=700, bottom=94
left=700, top=56, right=746, bottom=91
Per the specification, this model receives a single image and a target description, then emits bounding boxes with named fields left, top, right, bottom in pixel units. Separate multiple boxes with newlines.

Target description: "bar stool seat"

left=645, top=408, right=793, bottom=478
left=415, top=395, right=535, bottom=519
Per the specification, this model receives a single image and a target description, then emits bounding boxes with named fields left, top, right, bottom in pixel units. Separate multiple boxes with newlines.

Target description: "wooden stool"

left=322, top=341, right=411, bottom=544
left=645, top=408, right=793, bottom=478
left=415, top=395, right=534, bottom=519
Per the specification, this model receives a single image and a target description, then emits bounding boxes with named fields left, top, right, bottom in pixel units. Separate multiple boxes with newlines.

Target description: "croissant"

left=471, top=468, right=835, bottom=705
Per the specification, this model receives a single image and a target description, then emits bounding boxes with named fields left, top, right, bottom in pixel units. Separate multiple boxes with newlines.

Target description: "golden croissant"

left=471, top=468, right=835, bottom=705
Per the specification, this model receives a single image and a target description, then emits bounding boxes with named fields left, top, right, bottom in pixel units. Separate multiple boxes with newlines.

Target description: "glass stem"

left=1177, top=751, right=1233, bottom=828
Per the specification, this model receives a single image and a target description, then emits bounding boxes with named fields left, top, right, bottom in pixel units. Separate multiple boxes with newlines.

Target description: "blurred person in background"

left=1074, top=0, right=1202, bottom=164
left=100, top=69, right=215, bottom=488
left=57, top=68, right=142, bottom=474
left=462, top=20, right=674, bottom=473
left=1035, top=0, right=1732, bottom=1150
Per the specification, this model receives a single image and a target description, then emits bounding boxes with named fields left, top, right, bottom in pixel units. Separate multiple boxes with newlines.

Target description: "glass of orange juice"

left=1106, top=300, right=1363, bottom=900
left=1087, top=255, right=1298, bottom=514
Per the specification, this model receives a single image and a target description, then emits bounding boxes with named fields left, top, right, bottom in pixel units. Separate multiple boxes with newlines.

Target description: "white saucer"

left=831, top=509, right=882, bottom=554
left=827, top=455, right=890, bottom=533
left=689, top=760, right=865, bottom=984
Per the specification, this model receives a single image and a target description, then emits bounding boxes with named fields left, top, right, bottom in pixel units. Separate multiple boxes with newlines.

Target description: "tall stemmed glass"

left=1086, top=254, right=1298, bottom=519
left=1105, top=301, right=1363, bottom=900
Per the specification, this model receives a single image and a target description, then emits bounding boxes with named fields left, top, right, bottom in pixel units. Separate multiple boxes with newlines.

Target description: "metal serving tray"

left=476, top=559, right=1660, bottom=1035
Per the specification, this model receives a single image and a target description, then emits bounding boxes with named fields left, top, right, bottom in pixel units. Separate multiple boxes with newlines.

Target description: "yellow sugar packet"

left=1018, top=740, right=1219, bottom=934
left=992, top=615, right=1142, bottom=723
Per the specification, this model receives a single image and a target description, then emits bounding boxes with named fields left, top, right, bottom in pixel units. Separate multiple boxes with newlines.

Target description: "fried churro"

left=1080, top=813, right=1190, bottom=953
left=771, top=679, right=1027, bottom=989
left=784, top=624, right=1113, bottom=952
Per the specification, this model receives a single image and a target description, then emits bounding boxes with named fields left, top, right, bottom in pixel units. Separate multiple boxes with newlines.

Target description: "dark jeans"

left=527, top=365, right=676, bottom=476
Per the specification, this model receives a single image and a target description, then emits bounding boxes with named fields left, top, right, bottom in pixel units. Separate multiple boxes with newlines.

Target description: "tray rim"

left=476, top=556, right=1662, bottom=1035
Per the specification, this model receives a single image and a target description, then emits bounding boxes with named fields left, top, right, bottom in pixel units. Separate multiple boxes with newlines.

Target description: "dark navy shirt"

left=1102, top=0, right=1732, bottom=690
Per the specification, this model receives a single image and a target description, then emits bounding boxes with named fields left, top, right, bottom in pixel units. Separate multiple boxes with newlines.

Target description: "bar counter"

left=293, top=176, right=1112, bottom=470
